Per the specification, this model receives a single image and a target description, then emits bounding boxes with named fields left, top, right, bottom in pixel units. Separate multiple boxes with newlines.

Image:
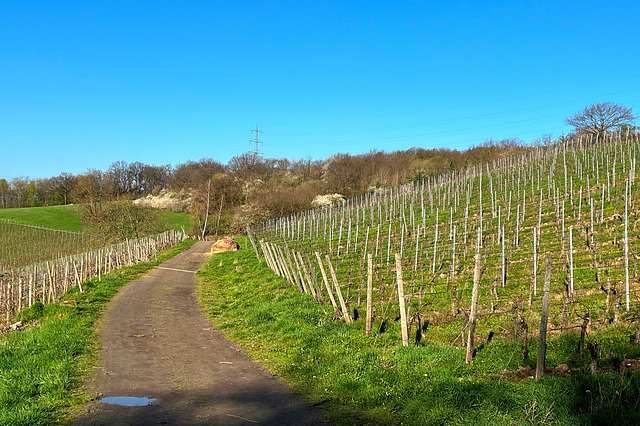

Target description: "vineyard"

left=0, top=221, right=187, bottom=324
left=0, top=220, right=107, bottom=272
left=248, top=133, right=640, bottom=370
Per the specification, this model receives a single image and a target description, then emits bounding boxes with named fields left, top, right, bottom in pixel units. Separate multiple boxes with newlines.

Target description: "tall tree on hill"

left=32, top=178, right=49, bottom=205
left=106, top=161, right=135, bottom=197
left=565, top=102, right=636, bottom=140
left=75, top=169, right=106, bottom=205
left=0, top=179, right=10, bottom=208
left=141, top=164, right=171, bottom=193
left=50, top=173, right=76, bottom=205
left=228, top=152, right=272, bottom=181
left=26, top=180, right=37, bottom=206
left=11, top=177, right=29, bottom=207
left=323, top=153, right=369, bottom=198
left=191, top=173, right=241, bottom=237
left=171, top=158, right=225, bottom=190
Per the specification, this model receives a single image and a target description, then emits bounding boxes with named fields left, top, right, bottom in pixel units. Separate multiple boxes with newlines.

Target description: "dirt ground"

left=69, top=241, right=328, bottom=425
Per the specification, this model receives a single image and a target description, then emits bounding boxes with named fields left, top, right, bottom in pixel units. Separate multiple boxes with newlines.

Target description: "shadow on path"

left=70, top=241, right=328, bottom=425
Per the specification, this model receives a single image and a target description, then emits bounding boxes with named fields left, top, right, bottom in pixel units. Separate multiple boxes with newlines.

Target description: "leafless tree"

left=106, top=161, right=133, bottom=197
left=171, top=158, right=225, bottom=189
left=34, top=178, right=54, bottom=205
left=0, top=179, right=10, bottom=208
left=227, top=153, right=273, bottom=181
left=75, top=169, right=106, bottom=205
left=11, top=177, right=30, bottom=206
left=81, top=201, right=165, bottom=241
left=323, top=153, right=370, bottom=198
left=565, top=102, right=635, bottom=140
left=51, top=173, right=77, bottom=205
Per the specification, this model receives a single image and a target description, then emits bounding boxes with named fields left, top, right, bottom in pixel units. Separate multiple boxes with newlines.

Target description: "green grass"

left=198, top=248, right=640, bottom=426
left=0, top=239, right=197, bottom=425
left=0, top=203, right=193, bottom=272
left=0, top=205, right=84, bottom=232
left=0, top=204, right=193, bottom=234
left=158, top=210, right=193, bottom=232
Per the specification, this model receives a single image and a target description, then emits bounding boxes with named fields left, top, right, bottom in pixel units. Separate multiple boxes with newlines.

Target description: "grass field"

left=158, top=209, right=193, bottom=232
left=198, top=247, right=640, bottom=426
left=0, top=204, right=193, bottom=272
left=0, top=239, right=197, bottom=425
left=0, top=205, right=85, bottom=231
left=0, top=204, right=193, bottom=233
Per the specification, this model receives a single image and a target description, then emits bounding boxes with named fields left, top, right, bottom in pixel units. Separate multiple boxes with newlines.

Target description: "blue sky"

left=1, top=1, right=639, bottom=180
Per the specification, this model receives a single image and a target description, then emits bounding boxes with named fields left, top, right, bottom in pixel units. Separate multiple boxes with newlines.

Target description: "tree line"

left=0, top=142, right=528, bottom=215
left=2, top=102, right=636, bottom=237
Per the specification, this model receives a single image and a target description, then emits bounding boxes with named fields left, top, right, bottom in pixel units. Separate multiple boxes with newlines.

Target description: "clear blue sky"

left=1, top=1, right=639, bottom=180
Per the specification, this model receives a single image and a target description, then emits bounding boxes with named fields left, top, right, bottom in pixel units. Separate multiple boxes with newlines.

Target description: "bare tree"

left=565, top=102, right=635, bottom=140
left=11, top=177, right=30, bottom=207
left=106, top=161, right=132, bottom=197
left=34, top=178, right=54, bottom=205
left=75, top=169, right=106, bottom=205
left=0, top=179, right=10, bottom=208
left=50, top=173, right=76, bottom=205
left=227, top=153, right=272, bottom=181
left=171, top=158, right=225, bottom=190
left=81, top=201, right=166, bottom=241
left=323, top=153, right=370, bottom=198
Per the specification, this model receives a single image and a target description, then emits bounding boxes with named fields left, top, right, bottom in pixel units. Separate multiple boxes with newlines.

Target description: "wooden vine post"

left=246, top=225, right=262, bottom=261
left=366, top=253, right=374, bottom=336
left=535, top=256, right=552, bottom=381
left=466, top=252, right=482, bottom=364
left=624, top=178, right=630, bottom=311
left=569, top=227, right=574, bottom=296
left=325, top=255, right=353, bottom=324
left=314, top=252, right=340, bottom=316
left=395, top=252, right=409, bottom=346
left=0, top=230, right=185, bottom=324
left=291, top=252, right=308, bottom=294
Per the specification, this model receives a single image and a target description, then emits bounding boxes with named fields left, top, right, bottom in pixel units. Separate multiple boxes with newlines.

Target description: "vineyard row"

left=0, top=229, right=187, bottom=324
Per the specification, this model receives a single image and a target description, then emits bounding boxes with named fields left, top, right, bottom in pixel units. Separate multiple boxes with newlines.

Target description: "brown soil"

left=69, top=241, right=328, bottom=425
left=503, top=364, right=573, bottom=381
left=503, top=359, right=640, bottom=382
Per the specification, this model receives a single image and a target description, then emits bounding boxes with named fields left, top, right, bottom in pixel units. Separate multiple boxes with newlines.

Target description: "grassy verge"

left=0, top=239, right=197, bottom=425
left=198, top=248, right=640, bottom=426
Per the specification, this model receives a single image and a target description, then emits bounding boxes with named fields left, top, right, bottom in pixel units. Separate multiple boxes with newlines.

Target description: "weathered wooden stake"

left=325, top=255, right=353, bottom=324
left=625, top=179, right=630, bottom=311
left=297, top=252, right=317, bottom=300
left=315, top=252, right=340, bottom=316
left=533, top=227, right=537, bottom=296
left=292, top=251, right=309, bottom=293
left=569, top=227, right=574, bottom=295
left=366, top=253, right=374, bottom=336
left=395, top=253, right=409, bottom=346
left=535, top=256, right=552, bottom=381
left=466, top=252, right=482, bottom=364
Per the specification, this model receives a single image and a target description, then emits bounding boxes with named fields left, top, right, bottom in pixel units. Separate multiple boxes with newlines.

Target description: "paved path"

left=71, top=241, right=327, bottom=425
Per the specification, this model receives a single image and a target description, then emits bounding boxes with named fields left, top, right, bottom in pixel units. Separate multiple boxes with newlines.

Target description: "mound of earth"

left=210, top=237, right=240, bottom=254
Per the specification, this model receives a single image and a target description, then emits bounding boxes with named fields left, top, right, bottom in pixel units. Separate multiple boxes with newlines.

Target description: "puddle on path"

left=99, top=396, right=157, bottom=406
